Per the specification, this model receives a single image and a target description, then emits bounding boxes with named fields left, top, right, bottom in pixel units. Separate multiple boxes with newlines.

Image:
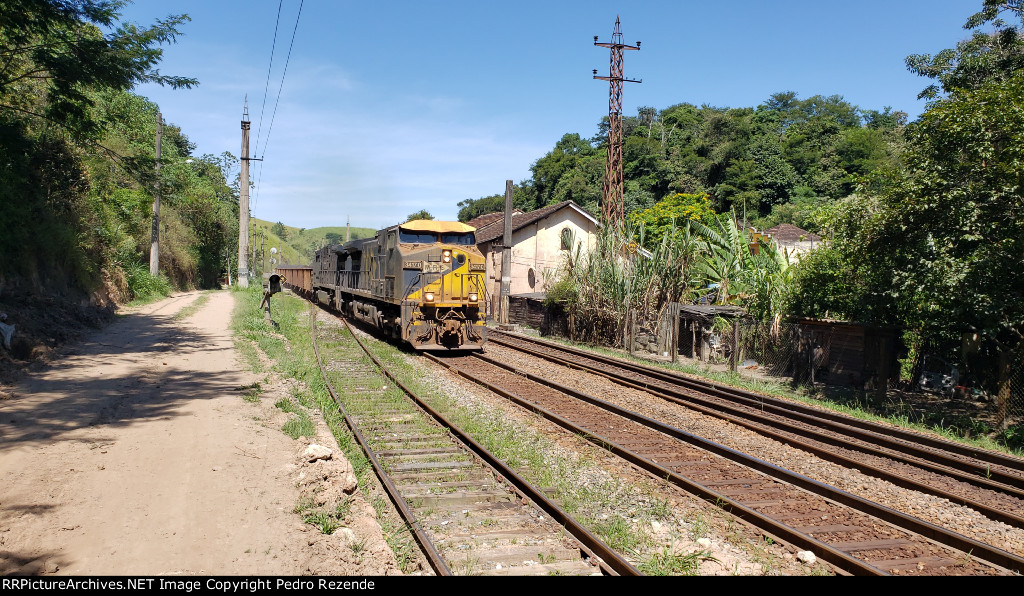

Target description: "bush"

left=124, top=262, right=173, bottom=303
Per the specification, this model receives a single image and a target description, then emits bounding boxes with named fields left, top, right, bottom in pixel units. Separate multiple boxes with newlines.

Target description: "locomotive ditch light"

left=424, top=292, right=435, bottom=302
left=469, top=292, right=478, bottom=302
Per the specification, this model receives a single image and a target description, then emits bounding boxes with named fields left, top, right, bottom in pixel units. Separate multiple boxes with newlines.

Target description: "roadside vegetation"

left=232, top=285, right=821, bottom=574
left=230, top=284, right=420, bottom=572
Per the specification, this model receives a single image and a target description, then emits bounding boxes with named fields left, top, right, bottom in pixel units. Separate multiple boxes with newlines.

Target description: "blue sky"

left=118, top=1, right=981, bottom=229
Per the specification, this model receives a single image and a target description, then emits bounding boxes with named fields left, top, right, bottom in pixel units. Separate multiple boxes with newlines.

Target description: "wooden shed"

left=793, top=318, right=901, bottom=388
left=505, top=293, right=571, bottom=337
left=673, top=304, right=747, bottom=362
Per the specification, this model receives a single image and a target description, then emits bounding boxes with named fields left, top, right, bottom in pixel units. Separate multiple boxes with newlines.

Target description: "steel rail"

left=427, top=353, right=877, bottom=576
left=335, top=313, right=639, bottom=576
left=489, top=331, right=1024, bottom=488
left=488, top=335, right=1024, bottom=527
left=434, top=351, right=1024, bottom=575
left=310, top=305, right=452, bottom=576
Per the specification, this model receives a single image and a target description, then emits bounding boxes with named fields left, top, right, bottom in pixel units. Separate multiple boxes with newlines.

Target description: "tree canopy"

left=456, top=93, right=904, bottom=232
left=0, top=0, right=197, bottom=139
left=782, top=0, right=1024, bottom=415
left=405, top=209, right=434, bottom=221
left=0, top=1, right=233, bottom=301
left=906, top=0, right=1024, bottom=101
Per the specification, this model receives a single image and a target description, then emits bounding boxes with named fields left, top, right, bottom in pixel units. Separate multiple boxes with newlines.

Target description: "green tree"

left=0, top=0, right=197, bottom=139
left=405, top=209, right=434, bottom=221
left=529, top=133, right=598, bottom=209
left=0, top=2, right=201, bottom=296
left=627, top=193, right=714, bottom=248
left=457, top=193, right=504, bottom=222
left=271, top=221, right=288, bottom=240
left=786, top=70, right=1024, bottom=423
left=906, top=0, right=1024, bottom=100
left=869, top=73, right=1024, bottom=415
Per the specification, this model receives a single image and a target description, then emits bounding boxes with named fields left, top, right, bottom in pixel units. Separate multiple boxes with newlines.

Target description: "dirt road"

left=0, top=291, right=396, bottom=576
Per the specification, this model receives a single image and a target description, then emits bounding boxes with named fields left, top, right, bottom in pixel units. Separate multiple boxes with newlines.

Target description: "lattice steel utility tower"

left=594, top=15, right=640, bottom=229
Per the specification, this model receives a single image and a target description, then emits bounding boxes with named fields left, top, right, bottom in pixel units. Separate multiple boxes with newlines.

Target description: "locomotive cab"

left=395, top=220, right=487, bottom=350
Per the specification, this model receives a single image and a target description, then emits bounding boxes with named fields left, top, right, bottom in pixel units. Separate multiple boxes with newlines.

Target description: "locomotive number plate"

left=403, top=260, right=423, bottom=270
left=469, top=263, right=486, bottom=271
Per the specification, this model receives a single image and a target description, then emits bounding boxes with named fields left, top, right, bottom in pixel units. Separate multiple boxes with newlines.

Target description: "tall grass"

left=544, top=214, right=791, bottom=347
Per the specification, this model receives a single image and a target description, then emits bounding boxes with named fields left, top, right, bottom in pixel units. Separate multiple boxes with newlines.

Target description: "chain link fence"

left=914, top=341, right=1023, bottom=431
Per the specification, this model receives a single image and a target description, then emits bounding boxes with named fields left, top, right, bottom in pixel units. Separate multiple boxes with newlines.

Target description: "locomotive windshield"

left=399, top=231, right=438, bottom=244
left=441, top=232, right=475, bottom=245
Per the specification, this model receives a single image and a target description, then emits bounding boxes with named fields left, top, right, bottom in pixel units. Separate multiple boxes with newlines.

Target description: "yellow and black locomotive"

left=312, top=219, right=487, bottom=350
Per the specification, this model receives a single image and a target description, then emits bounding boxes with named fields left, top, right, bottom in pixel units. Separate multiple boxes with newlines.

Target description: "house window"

left=560, top=227, right=573, bottom=251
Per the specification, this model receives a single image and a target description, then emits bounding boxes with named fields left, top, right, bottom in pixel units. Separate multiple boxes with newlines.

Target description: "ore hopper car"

left=312, top=220, right=486, bottom=350
left=274, top=264, right=313, bottom=299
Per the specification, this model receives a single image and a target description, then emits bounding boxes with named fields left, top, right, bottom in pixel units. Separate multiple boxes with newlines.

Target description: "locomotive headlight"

left=442, top=250, right=451, bottom=263
left=469, top=292, right=478, bottom=302
left=424, top=292, right=435, bottom=302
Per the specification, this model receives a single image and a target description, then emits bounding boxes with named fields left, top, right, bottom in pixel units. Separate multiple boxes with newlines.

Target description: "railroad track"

left=309, top=306, right=638, bottom=576
left=426, top=339, right=1024, bottom=576
left=487, top=331, right=1024, bottom=529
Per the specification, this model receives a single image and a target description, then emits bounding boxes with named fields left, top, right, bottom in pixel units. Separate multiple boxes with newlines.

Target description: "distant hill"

left=250, top=219, right=377, bottom=269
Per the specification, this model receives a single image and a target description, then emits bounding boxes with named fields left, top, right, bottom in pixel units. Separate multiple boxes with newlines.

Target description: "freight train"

left=308, top=219, right=487, bottom=350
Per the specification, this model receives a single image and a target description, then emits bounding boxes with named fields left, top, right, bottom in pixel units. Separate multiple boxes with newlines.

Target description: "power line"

left=253, top=0, right=304, bottom=212
left=260, top=0, right=303, bottom=162
left=253, top=0, right=284, bottom=158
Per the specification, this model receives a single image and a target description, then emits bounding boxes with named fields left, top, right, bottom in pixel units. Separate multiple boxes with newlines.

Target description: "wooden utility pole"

left=238, top=103, right=251, bottom=288
left=499, top=180, right=513, bottom=324
left=149, top=112, right=163, bottom=276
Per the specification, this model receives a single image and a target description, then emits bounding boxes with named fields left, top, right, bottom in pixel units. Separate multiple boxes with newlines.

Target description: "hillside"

left=251, top=219, right=377, bottom=269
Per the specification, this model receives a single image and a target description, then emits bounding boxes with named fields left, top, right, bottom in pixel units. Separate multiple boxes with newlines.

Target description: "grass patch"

left=237, top=381, right=262, bottom=403
left=124, top=263, right=173, bottom=305
left=639, top=548, right=715, bottom=576
left=282, top=410, right=315, bottom=439
left=229, top=287, right=419, bottom=572
left=173, top=291, right=212, bottom=321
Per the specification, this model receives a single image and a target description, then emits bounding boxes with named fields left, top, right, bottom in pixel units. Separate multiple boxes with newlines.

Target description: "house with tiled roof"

left=763, top=223, right=821, bottom=263
left=469, top=200, right=599, bottom=319
left=465, top=210, right=521, bottom=230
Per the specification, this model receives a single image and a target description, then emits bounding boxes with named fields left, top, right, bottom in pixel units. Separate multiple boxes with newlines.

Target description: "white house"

left=467, top=201, right=599, bottom=318
left=764, top=223, right=821, bottom=263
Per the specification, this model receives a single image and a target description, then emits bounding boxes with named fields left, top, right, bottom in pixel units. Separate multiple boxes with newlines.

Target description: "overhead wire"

left=252, top=0, right=284, bottom=160
left=252, top=0, right=304, bottom=212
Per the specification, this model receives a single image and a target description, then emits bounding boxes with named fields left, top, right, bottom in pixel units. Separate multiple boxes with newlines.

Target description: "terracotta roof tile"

left=765, top=223, right=821, bottom=243
left=466, top=210, right=518, bottom=230
left=474, top=201, right=596, bottom=244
